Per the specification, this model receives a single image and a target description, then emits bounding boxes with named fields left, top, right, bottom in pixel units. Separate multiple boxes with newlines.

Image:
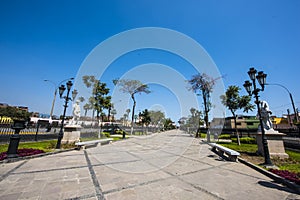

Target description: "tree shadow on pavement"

left=258, top=180, right=300, bottom=195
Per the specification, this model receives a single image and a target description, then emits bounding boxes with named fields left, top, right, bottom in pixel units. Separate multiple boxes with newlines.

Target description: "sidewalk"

left=1, top=130, right=299, bottom=199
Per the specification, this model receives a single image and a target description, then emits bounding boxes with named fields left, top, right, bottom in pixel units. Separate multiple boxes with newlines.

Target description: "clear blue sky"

left=1, top=0, right=300, bottom=121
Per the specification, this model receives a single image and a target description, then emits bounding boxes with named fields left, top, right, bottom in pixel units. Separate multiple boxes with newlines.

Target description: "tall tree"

left=163, top=118, right=176, bottom=130
left=93, top=81, right=111, bottom=120
left=82, top=75, right=111, bottom=121
left=187, top=108, right=204, bottom=137
left=139, top=109, right=151, bottom=134
left=220, top=85, right=254, bottom=145
left=0, top=106, right=31, bottom=121
left=188, top=73, right=216, bottom=139
left=114, top=79, right=151, bottom=134
left=83, top=103, right=91, bottom=117
left=149, top=110, right=165, bottom=127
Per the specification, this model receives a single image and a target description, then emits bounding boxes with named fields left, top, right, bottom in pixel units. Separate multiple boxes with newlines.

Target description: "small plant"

left=0, top=148, right=45, bottom=161
left=102, top=132, right=110, bottom=138
left=269, top=169, right=300, bottom=185
left=116, top=130, right=127, bottom=135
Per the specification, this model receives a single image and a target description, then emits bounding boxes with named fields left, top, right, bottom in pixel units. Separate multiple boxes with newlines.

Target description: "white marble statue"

left=258, top=100, right=273, bottom=130
left=72, top=100, right=81, bottom=125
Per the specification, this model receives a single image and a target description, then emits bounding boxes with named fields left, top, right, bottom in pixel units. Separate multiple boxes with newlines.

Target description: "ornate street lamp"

left=55, top=80, right=77, bottom=149
left=244, top=67, right=273, bottom=166
left=44, top=77, right=74, bottom=119
left=72, top=89, right=78, bottom=101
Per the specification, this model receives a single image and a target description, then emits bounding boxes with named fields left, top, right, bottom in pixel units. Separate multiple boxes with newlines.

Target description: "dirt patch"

left=240, top=152, right=265, bottom=165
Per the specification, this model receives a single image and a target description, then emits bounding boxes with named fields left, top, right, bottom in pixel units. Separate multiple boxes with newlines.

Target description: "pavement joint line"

left=64, top=193, right=97, bottom=200
left=84, top=150, right=105, bottom=200
left=102, top=176, right=169, bottom=195
left=89, top=159, right=141, bottom=167
left=125, top=147, right=226, bottom=200
left=11, top=165, right=88, bottom=175
left=112, top=137, right=222, bottom=169
left=0, top=160, right=27, bottom=182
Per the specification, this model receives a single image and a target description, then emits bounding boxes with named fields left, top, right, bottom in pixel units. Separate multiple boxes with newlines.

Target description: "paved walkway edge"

left=238, top=157, right=300, bottom=194
left=202, top=139, right=300, bottom=194
left=0, top=148, right=77, bottom=164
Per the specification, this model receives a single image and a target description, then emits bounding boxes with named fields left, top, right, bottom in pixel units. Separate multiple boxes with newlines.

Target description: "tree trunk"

left=131, top=94, right=136, bottom=135
left=233, top=113, right=241, bottom=146
left=108, top=107, right=111, bottom=122
left=195, top=117, right=201, bottom=138
left=203, top=90, right=210, bottom=142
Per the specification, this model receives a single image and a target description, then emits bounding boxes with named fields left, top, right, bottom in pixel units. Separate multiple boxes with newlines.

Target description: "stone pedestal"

left=256, top=130, right=289, bottom=159
left=62, top=125, right=82, bottom=144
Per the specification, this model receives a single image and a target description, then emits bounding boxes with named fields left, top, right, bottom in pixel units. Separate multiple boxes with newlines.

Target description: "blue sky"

left=0, top=0, right=300, bottom=121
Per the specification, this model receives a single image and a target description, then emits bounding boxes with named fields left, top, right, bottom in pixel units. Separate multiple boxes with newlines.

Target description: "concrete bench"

left=209, top=143, right=240, bottom=162
left=75, top=138, right=113, bottom=150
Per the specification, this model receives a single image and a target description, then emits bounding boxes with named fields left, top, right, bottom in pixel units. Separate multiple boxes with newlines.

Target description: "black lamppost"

left=243, top=67, right=273, bottom=166
left=44, top=77, right=74, bottom=119
left=55, top=81, right=77, bottom=149
left=7, top=119, right=27, bottom=158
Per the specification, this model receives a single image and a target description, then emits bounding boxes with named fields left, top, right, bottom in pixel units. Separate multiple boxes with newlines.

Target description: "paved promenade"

left=0, top=130, right=299, bottom=200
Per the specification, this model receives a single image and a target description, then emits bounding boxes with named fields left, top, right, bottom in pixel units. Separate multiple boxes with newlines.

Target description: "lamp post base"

left=7, top=134, right=21, bottom=158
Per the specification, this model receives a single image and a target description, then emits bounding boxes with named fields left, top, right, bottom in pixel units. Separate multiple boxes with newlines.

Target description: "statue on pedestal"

left=259, top=100, right=273, bottom=131
left=256, top=100, right=288, bottom=158
left=72, top=100, right=81, bottom=125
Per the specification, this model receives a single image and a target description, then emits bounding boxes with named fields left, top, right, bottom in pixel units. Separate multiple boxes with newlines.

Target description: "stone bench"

left=209, top=143, right=240, bottom=162
left=75, top=138, right=113, bottom=150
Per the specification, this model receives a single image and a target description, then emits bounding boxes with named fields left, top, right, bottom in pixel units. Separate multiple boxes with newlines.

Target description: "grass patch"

left=0, top=140, right=58, bottom=153
left=273, top=150, right=300, bottom=173
left=217, top=142, right=258, bottom=153
left=217, top=142, right=300, bottom=174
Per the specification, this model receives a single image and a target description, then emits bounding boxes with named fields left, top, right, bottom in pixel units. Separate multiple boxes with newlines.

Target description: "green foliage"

left=216, top=142, right=258, bottom=153
left=114, top=79, right=151, bottom=96
left=218, top=134, right=231, bottom=139
left=115, top=130, right=127, bottom=135
left=163, top=118, right=176, bottom=130
left=149, top=110, right=165, bottom=126
left=139, top=109, right=151, bottom=126
left=231, top=137, right=256, bottom=144
left=286, top=150, right=300, bottom=162
left=82, top=75, right=112, bottom=119
left=220, top=85, right=254, bottom=115
left=114, top=79, right=151, bottom=134
left=0, top=140, right=76, bottom=153
left=0, top=106, right=31, bottom=121
left=102, top=132, right=110, bottom=138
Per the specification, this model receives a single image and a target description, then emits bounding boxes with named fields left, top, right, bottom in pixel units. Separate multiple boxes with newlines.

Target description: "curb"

left=238, top=157, right=300, bottom=194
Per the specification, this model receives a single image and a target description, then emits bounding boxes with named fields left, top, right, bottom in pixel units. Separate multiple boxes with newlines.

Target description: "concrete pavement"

left=0, top=130, right=299, bottom=200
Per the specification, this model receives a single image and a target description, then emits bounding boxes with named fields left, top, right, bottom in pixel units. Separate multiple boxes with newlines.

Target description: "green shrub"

left=218, top=134, right=231, bottom=139
left=102, top=132, right=110, bottom=138
left=116, top=130, right=127, bottom=135
left=232, top=137, right=256, bottom=144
